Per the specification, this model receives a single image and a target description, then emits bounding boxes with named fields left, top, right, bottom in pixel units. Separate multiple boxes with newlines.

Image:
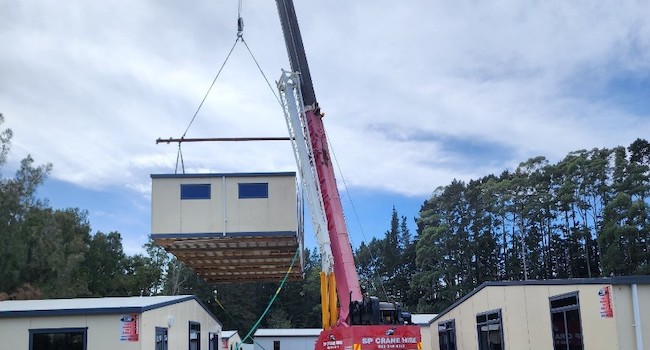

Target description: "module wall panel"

left=150, top=172, right=303, bottom=283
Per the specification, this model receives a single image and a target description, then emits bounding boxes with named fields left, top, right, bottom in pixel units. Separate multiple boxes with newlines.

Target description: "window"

left=181, top=184, right=211, bottom=200
left=438, top=319, right=457, bottom=350
left=208, top=332, right=218, bottom=350
left=189, top=322, right=201, bottom=350
left=238, top=183, right=268, bottom=199
left=30, top=328, right=87, bottom=350
left=273, top=340, right=281, bottom=350
left=476, top=309, right=504, bottom=350
left=156, top=327, right=168, bottom=350
left=550, top=292, right=583, bottom=350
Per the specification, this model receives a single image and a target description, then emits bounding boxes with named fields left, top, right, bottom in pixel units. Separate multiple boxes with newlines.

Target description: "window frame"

left=189, top=321, right=201, bottom=350
left=181, top=184, right=211, bottom=200
left=549, top=291, right=584, bottom=350
left=437, top=318, right=457, bottom=350
left=476, top=309, right=504, bottom=350
left=156, top=327, right=168, bottom=350
left=208, top=332, right=219, bottom=350
left=29, top=327, right=88, bottom=350
left=238, top=183, right=269, bottom=199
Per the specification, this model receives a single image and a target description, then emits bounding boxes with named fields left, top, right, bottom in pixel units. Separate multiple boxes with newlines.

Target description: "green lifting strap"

left=235, top=249, right=300, bottom=350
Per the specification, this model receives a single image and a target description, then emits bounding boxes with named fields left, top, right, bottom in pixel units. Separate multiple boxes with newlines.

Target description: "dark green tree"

left=0, top=130, right=53, bottom=294
left=86, top=231, right=127, bottom=296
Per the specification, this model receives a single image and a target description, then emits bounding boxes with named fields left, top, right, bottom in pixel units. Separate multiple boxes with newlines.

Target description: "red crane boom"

left=275, top=1, right=422, bottom=349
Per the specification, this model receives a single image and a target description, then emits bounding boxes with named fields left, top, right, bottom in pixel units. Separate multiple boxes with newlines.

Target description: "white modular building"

left=253, top=328, right=321, bottom=350
left=411, top=314, right=437, bottom=350
left=0, top=295, right=222, bottom=350
left=429, top=276, right=650, bottom=350
left=221, top=330, right=242, bottom=350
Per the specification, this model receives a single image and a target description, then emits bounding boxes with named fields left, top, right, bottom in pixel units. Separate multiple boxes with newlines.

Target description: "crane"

left=275, top=1, right=422, bottom=349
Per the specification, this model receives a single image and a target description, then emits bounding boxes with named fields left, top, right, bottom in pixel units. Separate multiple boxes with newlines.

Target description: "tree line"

left=0, top=113, right=321, bottom=333
left=1, top=113, right=648, bottom=331
left=355, top=139, right=650, bottom=314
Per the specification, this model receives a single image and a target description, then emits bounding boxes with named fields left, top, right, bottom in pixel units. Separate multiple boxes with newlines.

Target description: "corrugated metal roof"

left=0, top=295, right=219, bottom=324
left=254, top=328, right=322, bottom=337
left=411, top=314, right=437, bottom=325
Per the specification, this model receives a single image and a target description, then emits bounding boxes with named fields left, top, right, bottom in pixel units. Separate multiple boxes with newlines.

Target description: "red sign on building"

left=599, top=286, right=614, bottom=318
left=120, top=314, right=140, bottom=341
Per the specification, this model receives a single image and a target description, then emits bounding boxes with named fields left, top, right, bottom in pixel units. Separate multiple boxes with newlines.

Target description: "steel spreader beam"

left=156, top=137, right=290, bottom=144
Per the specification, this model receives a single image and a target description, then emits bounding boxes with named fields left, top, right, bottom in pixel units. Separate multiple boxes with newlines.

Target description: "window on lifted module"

left=181, top=184, right=211, bottom=200
left=238, top=183, right=268, bottom=199
left=30, top=328, right=87, bottom=350
left=550, top=292, right=583, bottom=350
left=273, top=340, right=281, bottom=350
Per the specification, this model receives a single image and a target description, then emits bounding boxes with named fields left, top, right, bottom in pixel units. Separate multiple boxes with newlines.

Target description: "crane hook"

left=237, top=16, right=244, bottom=38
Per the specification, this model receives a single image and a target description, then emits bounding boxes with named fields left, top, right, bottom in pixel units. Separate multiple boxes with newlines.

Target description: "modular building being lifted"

left=151, top=172, right=304, bottom=283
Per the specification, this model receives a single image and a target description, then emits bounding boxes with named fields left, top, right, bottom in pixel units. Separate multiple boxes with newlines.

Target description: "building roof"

left=254, top=328, right=322, bottom=337
left=151, top=172, right=296, bottom=179
left=221, top=330, right=239, bottom=339
left=429, top=275, right=650, bottom=325
left=411, top=314, right=437, bottom=325
left=0, top=295, right=220, bottom=325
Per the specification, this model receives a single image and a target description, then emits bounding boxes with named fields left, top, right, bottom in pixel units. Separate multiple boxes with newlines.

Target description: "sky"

left=2, top=0, right=650, bottom=256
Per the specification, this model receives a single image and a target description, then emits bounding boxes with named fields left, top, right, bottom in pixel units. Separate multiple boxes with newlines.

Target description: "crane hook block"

left=237, top=17, right=244, bottom=37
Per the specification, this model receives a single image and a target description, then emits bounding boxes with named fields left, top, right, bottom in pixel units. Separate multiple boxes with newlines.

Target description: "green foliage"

left=0, top=121, right=54, bottom=294
left=0, top=114, right=13, bottom=168
left=353, top=139, right=650, bottom=314
left=354, top=207, right=418, bottom=310
left=206, top=248, right=323, bottom=333
left=267, top=308, right=292, bottom=328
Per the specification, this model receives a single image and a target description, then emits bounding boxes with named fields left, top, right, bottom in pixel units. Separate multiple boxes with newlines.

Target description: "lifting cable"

left=174, top=142, right=186, bottom=174
left=327, top=135, right=392, bottom=303
left=174, top=36, right=238, bottom=174
left=241, top=38, right=282, bottom=106
left=173, top=0, right=282, bottom=173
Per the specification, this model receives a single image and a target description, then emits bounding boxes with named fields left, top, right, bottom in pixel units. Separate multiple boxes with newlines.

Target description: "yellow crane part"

left=328, top=272, right=338, bottom=326
left=320, top=272, right=330, bottom=329
left=320, top=272, right=339, bottom=329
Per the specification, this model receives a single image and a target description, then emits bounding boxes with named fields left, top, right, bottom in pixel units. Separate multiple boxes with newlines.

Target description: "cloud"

left=1, top=0, right=649, bottom=201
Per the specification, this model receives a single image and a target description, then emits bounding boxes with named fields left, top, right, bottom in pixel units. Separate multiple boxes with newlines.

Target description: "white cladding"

left=428, top=278, right=650, bottom=350
left=253, top=328, right=321, bottom=350
left=151, top=173, right=298, bottom=236
left=0, top=295, right=222, bottom=350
